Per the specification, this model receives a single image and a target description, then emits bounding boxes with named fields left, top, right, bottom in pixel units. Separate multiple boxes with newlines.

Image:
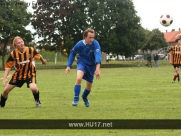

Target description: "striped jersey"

left=5, top=47, right=41, bottom=80
left=169, top=45, right=181, bottom=64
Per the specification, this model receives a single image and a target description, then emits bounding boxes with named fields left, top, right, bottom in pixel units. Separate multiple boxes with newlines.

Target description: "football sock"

left=82, top=89, right=90, bottom=99
left=173, top=75, right=177, bottom=81
left=74, top=85, right=81, bottom=101
left=33, top=91, right=40, bottom=101
left=0, top=94, right=7, bottom=107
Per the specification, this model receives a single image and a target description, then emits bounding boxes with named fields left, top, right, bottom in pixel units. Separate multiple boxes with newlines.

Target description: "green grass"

left=0, top=65, right=181, bottom=135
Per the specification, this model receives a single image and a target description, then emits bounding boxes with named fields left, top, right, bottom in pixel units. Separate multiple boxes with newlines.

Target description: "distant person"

left=0, top=36, right=47, bottom=107
left=153, top=52, right=159, bottom=67
left=65, top=28, right=101, bottom=107
left=146, top=50, right=152, bottom=67
left=168, top=36, right=181, bottom=83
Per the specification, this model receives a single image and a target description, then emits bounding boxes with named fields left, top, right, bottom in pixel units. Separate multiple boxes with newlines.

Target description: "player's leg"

left=177, top=66, right=180, bottom=82
left=178, top=73, right=180, bottom=82
left=0, top=84, right=16, bottom=107
left=156, top=60, right=158, bottom=67
left=154, top=60, right=156, bottom=67
left=72, top=70, right=84, bottom=106
left=29, top=83, right=41, bottom=107
left=81, top=66, right=95, bottom=107
left=82, top=82, right=92, bottom=107
left=27, top=77, right=41, bottom=107
left=149, top=61, right=152, bottom=67
left=172, top=66, right=179, bottom=83
left=147, top=61, right=149, bottom=67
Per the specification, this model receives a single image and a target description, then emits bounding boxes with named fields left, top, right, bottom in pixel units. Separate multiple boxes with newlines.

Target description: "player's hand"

left=2, top=77, right=8, bottom=87
left=65, top=67, right=70, bottom=75
left=42, top=59, right=47, bottom=65
left=95, top=70, right=100, bottom=79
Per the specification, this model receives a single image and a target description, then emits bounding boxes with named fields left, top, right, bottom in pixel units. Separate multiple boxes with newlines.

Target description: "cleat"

left=72, top=96, right=79, bottom=106
left=84, top=101, right=90, bottom=107
left=0, top=101, right=5, bottom=108
left=35, top=100, right=41, bottom=107
left=172, top=80, right=175, bottom=83
left=82, top=97, right=90, bottom=107
left=72, top=101, right=78, bottom=106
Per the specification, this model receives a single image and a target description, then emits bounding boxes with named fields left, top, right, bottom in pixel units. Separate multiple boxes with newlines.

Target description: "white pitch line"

left=0, top=75, right=11, bottom=80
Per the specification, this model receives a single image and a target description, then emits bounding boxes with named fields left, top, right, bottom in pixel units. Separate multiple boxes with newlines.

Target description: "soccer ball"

left=160, top=14, right=173, bottom=27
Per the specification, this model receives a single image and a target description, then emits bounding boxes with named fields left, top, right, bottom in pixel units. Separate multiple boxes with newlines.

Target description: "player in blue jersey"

left=65, top=28, right=101, bottom=107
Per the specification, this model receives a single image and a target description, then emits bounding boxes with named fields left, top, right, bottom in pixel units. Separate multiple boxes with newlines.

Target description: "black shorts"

left=173, top=64, right=181, bottom=68
left=9, top=77, right=37, bottom=88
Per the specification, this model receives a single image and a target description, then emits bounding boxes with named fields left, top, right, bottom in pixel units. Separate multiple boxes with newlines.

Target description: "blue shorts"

left=77, top=63, right=96, bottom=83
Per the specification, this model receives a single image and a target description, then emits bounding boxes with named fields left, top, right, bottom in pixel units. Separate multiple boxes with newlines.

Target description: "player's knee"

left=29, top=83, right=38, bottom=92
left=76, top=77, right=82, bottom=83
left=86, top=84, right=92, bottom=91
left=30, top=87, right=38, bottom=93
left=86, top=87, right=91, bottom=91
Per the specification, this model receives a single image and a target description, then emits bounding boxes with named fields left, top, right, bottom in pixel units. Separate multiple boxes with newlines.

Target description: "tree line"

left=0, top=0, right=168, bottom=69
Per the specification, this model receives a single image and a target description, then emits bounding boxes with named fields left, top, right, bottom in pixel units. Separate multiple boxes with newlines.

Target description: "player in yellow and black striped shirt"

left=169, top=36, right=181, bottom=83
left=0, top=36, right=47, bottom=107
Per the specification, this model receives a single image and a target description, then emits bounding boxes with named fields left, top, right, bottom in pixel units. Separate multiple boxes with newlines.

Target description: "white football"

left=160, top=14, right=173, bottom=27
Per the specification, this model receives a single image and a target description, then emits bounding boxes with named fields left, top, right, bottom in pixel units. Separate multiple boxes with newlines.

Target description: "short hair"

left=175, top=38, right=181, bottom=43
left=83, top=28, right=94, bottom=39
left=13, top=36, right=23, bottom=47
left=175, top=34, right=181, bottom=43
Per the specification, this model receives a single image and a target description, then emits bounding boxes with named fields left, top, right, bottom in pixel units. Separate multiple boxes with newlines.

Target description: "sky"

left=24, top=0, right=181, bottom=33
left=132, top=0, right=181, bottom=32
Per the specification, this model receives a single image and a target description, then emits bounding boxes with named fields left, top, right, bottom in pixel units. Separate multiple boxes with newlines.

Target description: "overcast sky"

left=133, top=0, right=181, bottom=32
left=25, top=0, right=181, bottom=33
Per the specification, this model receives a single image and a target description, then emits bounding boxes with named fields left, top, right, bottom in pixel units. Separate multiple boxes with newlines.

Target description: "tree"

left=0, top=0, right=32, bottom=69
left=32, top=0, right=145, bottom=58
left=31, top=0, right=89, bottom=56
left=87, top=0, right=143, bottom=57
left=142, top=29, right=169, bottom=51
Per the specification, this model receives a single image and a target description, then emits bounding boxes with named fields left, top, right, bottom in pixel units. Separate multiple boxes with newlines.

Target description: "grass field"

left=0, top=64, right=181, bottom=135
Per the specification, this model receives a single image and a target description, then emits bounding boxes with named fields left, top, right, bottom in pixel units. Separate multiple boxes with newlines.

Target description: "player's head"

left=13, top=36, right=25, bottom=50
left=175, top=35, right=181, bottom=43
left=83, top=28, right=95, bottom=44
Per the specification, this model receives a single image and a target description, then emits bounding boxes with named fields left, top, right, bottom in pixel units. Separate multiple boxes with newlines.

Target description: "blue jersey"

left=67, top=39, right=101, bottom=67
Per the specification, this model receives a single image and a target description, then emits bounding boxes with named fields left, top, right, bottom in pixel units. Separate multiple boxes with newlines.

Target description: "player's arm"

left=162, top=47, right=173, bottom=60
left=65, top=51, right=76, bottom=75
left=168, top=47, right=173, bottom=54
left=65, top=44, right=78, bottom=75
left=94, top=41, right=101, bottom=79
left=33, top=48, right=47, bottom=65
left=2, top=54, right=14, bottom=87
left=2, top=68, right=11, bottom=87
left=40, top=55, right=47, bottom=65
left=95, top=63, right=101, bottom=79
left=94, top=41, right=102, bottom=64
left=67, top=48, right=77, bottom=67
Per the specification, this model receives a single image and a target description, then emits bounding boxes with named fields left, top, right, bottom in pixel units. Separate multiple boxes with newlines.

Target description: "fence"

left=0, top=50, right=170, bottom=70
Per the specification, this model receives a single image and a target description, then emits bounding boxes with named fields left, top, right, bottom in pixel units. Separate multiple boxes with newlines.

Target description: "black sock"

left=33, top=91, right=40, bottom=101
left=0, top=94, right=7, bottom=107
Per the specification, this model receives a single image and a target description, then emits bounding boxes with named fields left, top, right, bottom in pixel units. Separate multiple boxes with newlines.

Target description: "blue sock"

left=74, top=85, right=81, bottom=101
left=82, top=88, right=90, bottom=99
